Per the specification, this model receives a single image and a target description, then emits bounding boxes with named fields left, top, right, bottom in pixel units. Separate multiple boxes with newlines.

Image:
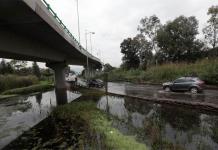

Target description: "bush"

left=104, top=58, right=218, bottom=85
left=2, top=83, right=53, bottom=95
left=0, top=75, right=39, bottom=92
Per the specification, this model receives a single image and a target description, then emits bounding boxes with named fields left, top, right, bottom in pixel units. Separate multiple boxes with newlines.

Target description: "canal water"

left=0, top=90, right=81, bottom=149
left=97, top=95, right=218, bottom=150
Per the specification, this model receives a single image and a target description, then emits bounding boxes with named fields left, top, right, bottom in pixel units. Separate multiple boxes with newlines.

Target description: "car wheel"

left=164, top=86, right=170, bottom=92
left=190, top=87, right=198, bottom=94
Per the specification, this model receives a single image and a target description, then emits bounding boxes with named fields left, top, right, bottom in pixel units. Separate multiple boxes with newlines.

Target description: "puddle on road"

left=97, top=95, right=218, bottom=150
left=0, top=90, right=81, bottom=149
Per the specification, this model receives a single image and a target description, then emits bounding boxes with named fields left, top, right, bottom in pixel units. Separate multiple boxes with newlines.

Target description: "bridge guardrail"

left=41, top=0, right=101, bottom=62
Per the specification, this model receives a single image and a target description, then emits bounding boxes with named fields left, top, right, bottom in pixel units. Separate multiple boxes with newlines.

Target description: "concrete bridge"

left=0, top=0, right=102, bottom=104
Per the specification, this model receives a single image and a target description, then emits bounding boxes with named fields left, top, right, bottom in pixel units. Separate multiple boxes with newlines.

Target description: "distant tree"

left=156, top=16, right=202, bottom=62
left=154, top=51, right=167, bottom=65
left=41, top=68, right=53, bottom=76
left=0, top=59, right=14, bottom=74
left=203, top=5, right=218, bottom=48
left=32, top=62, right=41, bottom=79
left=10, top=60, right=27, bottom=70
left=104, top=63, right=115, bottom=72
left=134, top=34, right=153, bottom=69
left=138, top=15, right=161, bottom=53
left=65, top=66, right=71, bottom=75
left=0, top=59, right=7, bottom=74
left=5, top=62, right=14, bottom=74
left=120, top=38, right=140, bottom=69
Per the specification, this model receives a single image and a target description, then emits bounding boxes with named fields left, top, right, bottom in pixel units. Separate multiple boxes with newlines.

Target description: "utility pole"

left=85, top=30, right=89, bottom=78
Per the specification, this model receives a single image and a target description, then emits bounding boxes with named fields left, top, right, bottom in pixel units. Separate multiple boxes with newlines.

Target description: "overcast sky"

left=46, top=0, right=217, bottom=68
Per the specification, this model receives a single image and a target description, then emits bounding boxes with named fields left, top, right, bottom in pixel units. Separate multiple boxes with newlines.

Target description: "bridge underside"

left=0, top=0, right=101, bottom=68
left=0, top=0, right=102, bottom=104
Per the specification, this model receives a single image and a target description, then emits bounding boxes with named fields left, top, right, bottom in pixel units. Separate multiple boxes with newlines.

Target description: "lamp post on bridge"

left=85, top=30, right=95, bottom=78
left=89, top=32, right=95, bottom=54
left=75, top=0, right=81, bottom=43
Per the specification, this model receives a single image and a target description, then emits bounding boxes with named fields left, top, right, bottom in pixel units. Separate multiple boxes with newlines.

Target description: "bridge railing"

left=41, top=0, right=100, bottom=62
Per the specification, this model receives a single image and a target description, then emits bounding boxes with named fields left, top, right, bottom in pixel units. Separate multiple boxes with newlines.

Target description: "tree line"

left=120, top=5, right=218, bottom=70
left=0, top=59, right=42, bottom=79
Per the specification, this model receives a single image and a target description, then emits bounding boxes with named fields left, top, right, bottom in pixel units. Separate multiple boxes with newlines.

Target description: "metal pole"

left=89, top=34, right=92, bottom=54
left=76, top=0, right=81, bottom=43
left=85, top=30, right=89, bottom=78
left=85, top=30, right=88, bottom=50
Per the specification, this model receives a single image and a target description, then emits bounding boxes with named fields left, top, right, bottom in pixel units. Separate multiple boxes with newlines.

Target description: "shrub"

left=103, top=58, right=218, bottom=85
left=2, top=83, right=53, bottom=95
left=0, top=75, right=39, bottom=92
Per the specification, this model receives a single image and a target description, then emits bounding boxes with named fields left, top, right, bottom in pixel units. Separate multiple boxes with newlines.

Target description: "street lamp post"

left=75, top=0, right=81, bottom=43
left=85, top=30, right=95, bottom=78
left=85, top=30, right=89, bottom=78
left=89, top=32, right=95, bottom=54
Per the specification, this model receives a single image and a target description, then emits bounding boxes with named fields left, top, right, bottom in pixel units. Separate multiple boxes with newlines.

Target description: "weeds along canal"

left=0, top=90, right=81, bottom=149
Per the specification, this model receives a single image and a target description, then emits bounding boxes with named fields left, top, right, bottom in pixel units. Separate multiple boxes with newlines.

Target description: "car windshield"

left=174, top=79, right=185, bottom=83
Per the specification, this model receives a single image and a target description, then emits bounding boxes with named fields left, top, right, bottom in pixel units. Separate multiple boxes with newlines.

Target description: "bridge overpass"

left=0, top=0, right=102, bottom=104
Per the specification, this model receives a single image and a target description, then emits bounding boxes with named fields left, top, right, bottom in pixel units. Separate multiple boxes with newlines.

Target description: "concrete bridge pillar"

left=46, top=62, right=67, bottom=105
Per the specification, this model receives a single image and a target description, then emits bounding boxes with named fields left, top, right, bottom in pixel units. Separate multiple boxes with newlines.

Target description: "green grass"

left=53, top=101, right=148, bottom=150
left=103, top=58, right=218, bottom=85
left=2, top=83, right=54, bottom=95
left=0, top=94, right=18, bottom=100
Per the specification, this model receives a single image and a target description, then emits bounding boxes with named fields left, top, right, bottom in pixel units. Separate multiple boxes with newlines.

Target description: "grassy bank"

left=53, top=101, right=148, bottom=150
left=0, top=75, right=39, bottom=92
left=105, top=58, right=218, bottom=85
left=5, top=92, right=147, bottom=149
left=2, top=82, right=54, bottom=95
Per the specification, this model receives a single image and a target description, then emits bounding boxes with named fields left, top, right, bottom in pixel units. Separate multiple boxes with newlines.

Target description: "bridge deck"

left=0, top=0, right=101, bottom=68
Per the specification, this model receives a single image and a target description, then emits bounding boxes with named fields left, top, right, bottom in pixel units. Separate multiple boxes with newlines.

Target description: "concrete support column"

left=46, top=62, right=67, bottom=105
left=84, top=67, right=89, bottom=79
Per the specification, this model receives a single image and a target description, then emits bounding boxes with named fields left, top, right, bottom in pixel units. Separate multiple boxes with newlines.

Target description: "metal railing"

left=41, top=0, right=100, bottom=61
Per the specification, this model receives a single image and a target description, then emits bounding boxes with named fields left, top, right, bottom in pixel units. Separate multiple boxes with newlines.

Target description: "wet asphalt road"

left=107, top=82, right=218, bottom=105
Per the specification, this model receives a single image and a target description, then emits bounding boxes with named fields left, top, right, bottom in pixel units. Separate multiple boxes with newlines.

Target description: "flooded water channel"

left=0, top=90, right=81, bottom=149
left=98, top=95, right=218, bottom=150
left=1, top=82, right=218, bottom=149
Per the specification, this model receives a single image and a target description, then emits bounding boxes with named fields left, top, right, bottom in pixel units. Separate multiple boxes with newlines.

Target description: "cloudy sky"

left=46, top=0, right=217, bottom=68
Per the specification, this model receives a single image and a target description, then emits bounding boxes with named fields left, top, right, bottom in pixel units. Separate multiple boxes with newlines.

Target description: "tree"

left=156, top=16, right=202, bottom=62
left=104, top=63, right=115, bottom=72
left=65, top=66, right=71, bottom=75
left=0, top=59, right=7, bottom=74
left=10, top=60, right=27, bottom=70
left=203, top=5, right=218, bottom=48
left=134, top=34, right=153, bottom=69
left=120, top=38, right=140, bottom=69
left=0, top=59, right=14, bottom=74
left=5, top=62, right=14, bottom=74
left=32, top=62, right=41, bottom=79
left=138, top=15, right=161, bottom=53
